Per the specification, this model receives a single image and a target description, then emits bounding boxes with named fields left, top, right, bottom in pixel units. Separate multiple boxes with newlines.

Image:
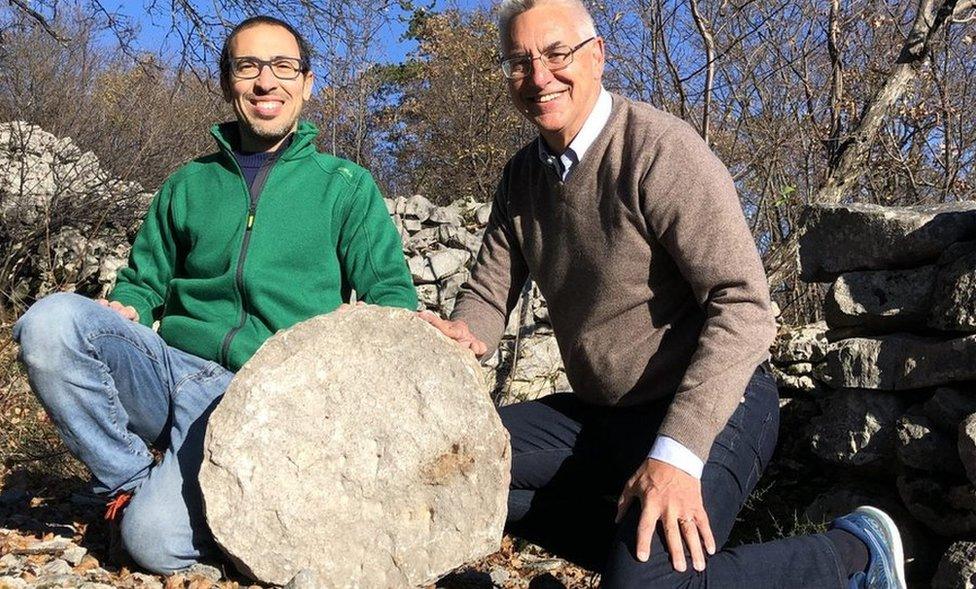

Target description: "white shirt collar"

left=537, top=87, right=613, bottom=181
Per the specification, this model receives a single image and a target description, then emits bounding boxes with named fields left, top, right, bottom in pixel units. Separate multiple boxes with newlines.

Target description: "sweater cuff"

left=648, top=435, right=705, bottom=479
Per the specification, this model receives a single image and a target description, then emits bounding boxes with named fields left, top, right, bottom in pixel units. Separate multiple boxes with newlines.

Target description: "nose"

left=254, top=64, right=279, bottom=91
left=528, top=57, right=555, bottom=87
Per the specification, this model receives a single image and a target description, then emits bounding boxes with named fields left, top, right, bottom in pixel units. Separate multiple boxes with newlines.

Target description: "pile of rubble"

left=0, top=121, right=148, bottom=307
left=771, top=202, right=976, bottom=588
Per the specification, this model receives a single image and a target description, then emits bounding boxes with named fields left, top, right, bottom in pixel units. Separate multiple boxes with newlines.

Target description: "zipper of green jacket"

left=218, top=150, right=283, bottom=367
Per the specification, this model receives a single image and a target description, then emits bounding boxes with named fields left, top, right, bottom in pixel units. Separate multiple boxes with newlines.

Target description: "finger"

left=635, top=504, right=660, bottom=562
left=471, top=339, right=488, bottom=357
left=681, top=518, right=706, bottom=571
left=664, top=517, right=686, bottom=572
left=698, top=511, right=716, bottom=555
left=123, top=306, right=139, bottom=321
left=615, top=487, right=634, bottom=523
left=96, top=298, right=110, bottom=307
left=416, top=310, right=442, bottom=325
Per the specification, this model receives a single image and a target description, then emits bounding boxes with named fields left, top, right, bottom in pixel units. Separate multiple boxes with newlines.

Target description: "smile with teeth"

left=251, top=100, right=284, bottom=116
left=534, top=91, right=564, bottom=103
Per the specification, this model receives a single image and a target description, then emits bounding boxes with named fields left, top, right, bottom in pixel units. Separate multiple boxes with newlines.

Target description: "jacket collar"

left=210, top=120, right=319, bottom=161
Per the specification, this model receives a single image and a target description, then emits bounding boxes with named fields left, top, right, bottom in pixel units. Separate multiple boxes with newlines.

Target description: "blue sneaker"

left=830, top=506, right=907, bottom=589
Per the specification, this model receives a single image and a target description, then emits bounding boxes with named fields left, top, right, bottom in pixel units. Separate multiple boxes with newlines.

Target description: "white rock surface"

left=200, top=306, right=511, bottom=586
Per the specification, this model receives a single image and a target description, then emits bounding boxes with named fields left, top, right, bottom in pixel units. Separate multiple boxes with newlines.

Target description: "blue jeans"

left=13, top=293, right=233, bottom=574
left=501, top=368, right=846, bottom=588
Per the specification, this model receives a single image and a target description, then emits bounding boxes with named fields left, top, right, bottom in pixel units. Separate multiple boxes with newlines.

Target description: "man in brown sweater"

left=423, top=0, right=906, bottom=586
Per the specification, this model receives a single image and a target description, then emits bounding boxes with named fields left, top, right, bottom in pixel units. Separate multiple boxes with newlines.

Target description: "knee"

left=120, top=499, right=194, bottom=575
left=14, top=293, right=95, bottom=367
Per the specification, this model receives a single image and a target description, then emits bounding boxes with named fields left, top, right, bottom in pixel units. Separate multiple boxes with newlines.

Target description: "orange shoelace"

left=104, top=491, right=133, bottom=521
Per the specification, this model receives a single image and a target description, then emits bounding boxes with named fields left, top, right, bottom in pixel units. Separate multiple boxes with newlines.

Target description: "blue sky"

left=102, top=0, right=489, bottom=67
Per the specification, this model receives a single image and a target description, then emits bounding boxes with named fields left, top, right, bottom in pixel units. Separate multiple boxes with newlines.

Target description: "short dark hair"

left=219, top=16, right=313, bottom=86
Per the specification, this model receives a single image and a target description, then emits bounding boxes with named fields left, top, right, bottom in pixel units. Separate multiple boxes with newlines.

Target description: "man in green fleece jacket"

left=424, top=0, right=907, bottom=587
left=14, top=15, right=416, bottom=575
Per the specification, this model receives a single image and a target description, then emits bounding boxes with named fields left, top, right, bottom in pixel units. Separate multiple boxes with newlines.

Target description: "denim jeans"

left=13, top=292, right=233, bottom=574
left=501, top=368, right=846, bottom=588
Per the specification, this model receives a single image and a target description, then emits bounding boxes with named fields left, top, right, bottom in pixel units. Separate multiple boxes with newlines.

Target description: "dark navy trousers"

left=500, top=368, right=847, bottom=588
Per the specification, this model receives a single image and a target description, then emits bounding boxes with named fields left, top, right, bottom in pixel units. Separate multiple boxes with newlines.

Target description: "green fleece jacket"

left=110, top=121, right=417, bottom=371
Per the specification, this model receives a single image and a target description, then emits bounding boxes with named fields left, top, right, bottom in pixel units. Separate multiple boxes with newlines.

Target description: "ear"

left=592, top=36, right=606, bottom=77
left=302, top=71, right=315, bottom=101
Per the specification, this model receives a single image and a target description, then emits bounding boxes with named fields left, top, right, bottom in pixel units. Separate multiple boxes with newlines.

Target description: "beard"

left=239, top=115, right=297, bottom=146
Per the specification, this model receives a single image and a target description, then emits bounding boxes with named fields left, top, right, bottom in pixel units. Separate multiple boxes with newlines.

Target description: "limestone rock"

left=798, top=202, right=976, bottom=282
left=898, top=475, right=976, bottom=536
left=824, top=267, right=935, bottom=329
left=821, top=334, right=976, bottom=390
left=200, top=306, right=511, bottom=587
left=923, top=388, right=976, bottom=433
left=428, top=248, right=470, bottom=280
left=497, top=333, right=569, bottom=404
left=896, top=413, right=964, bottom=475
left=771, top=322, right=829, bottom=364
left=474, top=203, right=492, bottom=225
left=932, top=541, right=976, bottom=589
left=408, top=255, right=436, bottom=284
left=809, top=389, right=907, bottom=467
left=960, top=413, right=976, bottom=486
left=403, top=194, right=435, bottom=221
left=428, top=206, right=463, bottom=226
left=931, top=241, right=976, bottom=331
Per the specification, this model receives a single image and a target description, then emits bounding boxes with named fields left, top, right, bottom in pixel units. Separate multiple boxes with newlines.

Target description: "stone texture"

left=798, top=202, right=976, bottom=282
left=923, top=388, right=976, bottom=434
left=820, top=334, right=976, bottom=390
left=824, top=267, right=935, bottom=329
left=898, top=475, right=976, bottom=536
left=428, top=248, right=470, bottom=280
left=809, top=389, right=907, bottom=467
left=931, top=241, right=976, bottom=332
left=428, top=205, right=463, bottom=226
left=932, top=541, right=976, bottom=589
left=403, top=194, right=435, bottom=221
left=771, top=321, right=829, bottom=364
left=960, top=413, right=976, bottom=486
left=200, top=306, right=511, bottom=586
left=896, top=413, right=964, bottom=475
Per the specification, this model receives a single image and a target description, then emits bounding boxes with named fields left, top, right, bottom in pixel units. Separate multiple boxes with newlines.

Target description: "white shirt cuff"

left=648, top=435, right=705, bottom=479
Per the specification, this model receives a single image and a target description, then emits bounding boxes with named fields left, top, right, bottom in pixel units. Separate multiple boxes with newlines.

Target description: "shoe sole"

left=855, top=505, right=907, bottom=589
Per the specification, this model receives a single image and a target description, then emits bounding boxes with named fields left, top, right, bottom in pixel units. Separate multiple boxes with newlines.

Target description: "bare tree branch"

left=7, top=0, right=68, bottom=44
left=689, top=0, right=716, bottom=144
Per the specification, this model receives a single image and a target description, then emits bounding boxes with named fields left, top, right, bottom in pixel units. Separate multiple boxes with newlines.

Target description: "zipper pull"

left=246, top=207, right=255, bottom=230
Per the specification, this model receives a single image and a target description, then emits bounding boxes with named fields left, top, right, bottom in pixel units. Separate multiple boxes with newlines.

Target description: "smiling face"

left=503, top=3, right=604, bottom=152
left=222, top=23, right=314, bottom=153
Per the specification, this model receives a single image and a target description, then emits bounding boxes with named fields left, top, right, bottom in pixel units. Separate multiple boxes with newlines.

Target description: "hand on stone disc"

left=416, top=311, right=488, bottom=358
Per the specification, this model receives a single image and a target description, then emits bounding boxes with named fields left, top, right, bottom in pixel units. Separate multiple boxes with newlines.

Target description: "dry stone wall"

left=0, top=121, right=149, bottom=307
left=774, top=202, right=976, bottom=587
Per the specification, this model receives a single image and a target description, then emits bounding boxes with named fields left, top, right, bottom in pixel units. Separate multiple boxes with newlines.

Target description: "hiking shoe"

left=831, top=506, right=907, bottom=589
left=104, top=491, right=133, bottom=565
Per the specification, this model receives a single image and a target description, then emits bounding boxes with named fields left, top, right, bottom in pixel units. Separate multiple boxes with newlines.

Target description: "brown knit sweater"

left=452, top=94, right=776, bottom=461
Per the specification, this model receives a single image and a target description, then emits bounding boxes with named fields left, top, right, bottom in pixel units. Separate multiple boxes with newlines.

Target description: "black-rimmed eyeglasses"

left=230, top=56, right=308, bottom=80
left=500, top=37, right=595, bottom=80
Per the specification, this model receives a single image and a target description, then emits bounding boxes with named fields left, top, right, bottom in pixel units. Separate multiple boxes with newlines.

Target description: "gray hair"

left=496, top=0, right=597, bottom=49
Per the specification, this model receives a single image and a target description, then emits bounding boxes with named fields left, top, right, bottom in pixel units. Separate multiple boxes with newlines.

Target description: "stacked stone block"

left=776, top=201, right=976, bottom=587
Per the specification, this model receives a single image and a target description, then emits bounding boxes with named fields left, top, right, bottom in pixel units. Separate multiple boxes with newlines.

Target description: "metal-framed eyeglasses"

left=500, top=37, right=596, bottom=80
left=230, top=56, right=308, bottom=80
